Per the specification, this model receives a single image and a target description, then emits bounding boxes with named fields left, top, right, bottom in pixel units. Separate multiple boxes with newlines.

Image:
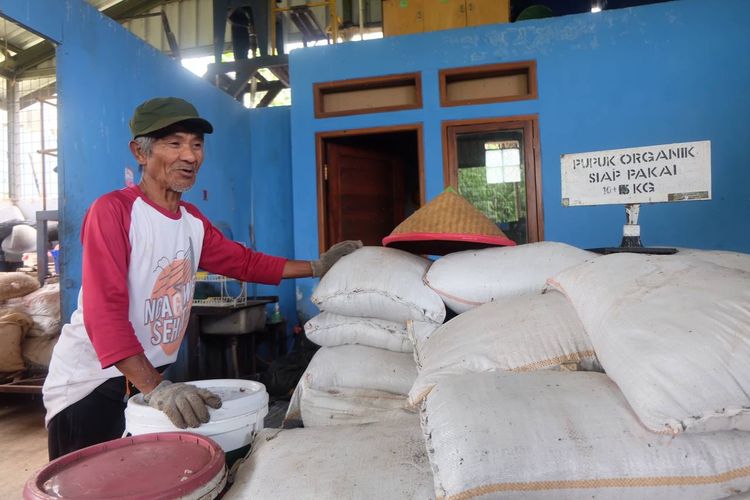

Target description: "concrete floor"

left=0, top=393, right=48, bottom=499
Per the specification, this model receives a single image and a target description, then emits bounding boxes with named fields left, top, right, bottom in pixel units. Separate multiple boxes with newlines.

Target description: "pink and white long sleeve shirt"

left=43, top=186, right=286, bottom=425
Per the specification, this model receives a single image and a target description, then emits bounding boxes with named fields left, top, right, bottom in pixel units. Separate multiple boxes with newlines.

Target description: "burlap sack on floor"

left=22, top=335, right=59, bottom=371
left=0, top=272, right=40, bottom=301
left=0, top=309, right=34, bottom=372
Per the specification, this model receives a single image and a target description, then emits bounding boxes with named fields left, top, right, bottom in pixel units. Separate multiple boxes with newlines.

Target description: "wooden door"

left=324, top=142, right=406, bottom=248
left=423, top=0, right=466, bottom=33
left=382, top=0, right=424, bottom=36
left=466, top=0, right=509, bottom=26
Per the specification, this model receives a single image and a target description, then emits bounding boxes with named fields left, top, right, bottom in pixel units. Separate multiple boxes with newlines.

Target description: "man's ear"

left=129, top=140, right=147, bottom=165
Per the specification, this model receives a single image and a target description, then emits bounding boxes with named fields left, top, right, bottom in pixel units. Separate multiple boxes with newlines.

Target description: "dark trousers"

left=47, top=376, right=131, bottom=461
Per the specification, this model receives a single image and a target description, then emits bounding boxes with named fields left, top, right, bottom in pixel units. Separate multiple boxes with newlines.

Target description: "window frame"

left=442, top=115, right=544, bottom=243
left=313, top=72, right=423, bottom=119
left=439, top=60, right=537, bottom=108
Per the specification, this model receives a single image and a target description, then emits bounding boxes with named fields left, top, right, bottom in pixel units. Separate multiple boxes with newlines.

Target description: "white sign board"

left=561, top=141, right=711, bottom=206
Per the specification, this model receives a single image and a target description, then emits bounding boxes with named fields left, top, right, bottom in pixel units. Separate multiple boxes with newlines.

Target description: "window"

left=444, top=116, right=542, bottom=244
left=0, top=74, right=58, bottom=206
left=0, top=83, right=9, bottom=198
left=440, top=61, right=537, bottom=107
left=14, top=77, right=58, bottom=204
left=484, top=141, right=522, bottom=184
left=314, top=73, right=422, bottom=118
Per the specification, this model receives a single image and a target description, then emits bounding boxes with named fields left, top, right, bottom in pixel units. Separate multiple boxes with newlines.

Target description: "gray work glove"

left=143, top=380, right=222, bottom=429
left=311, top=240, right=363, bottom=277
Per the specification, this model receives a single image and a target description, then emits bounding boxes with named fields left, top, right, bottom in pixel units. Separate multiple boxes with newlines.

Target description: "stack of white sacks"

left=417, top=245, right=750, bottom=499
left=284, top=246, right=446, bottom=427
left=228, top=246, right=444, bottom=499
left=229, top=242, right=750, bottom=499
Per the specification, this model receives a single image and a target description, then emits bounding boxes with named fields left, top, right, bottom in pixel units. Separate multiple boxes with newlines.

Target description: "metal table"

left=182, top=297, right=278, bottom=380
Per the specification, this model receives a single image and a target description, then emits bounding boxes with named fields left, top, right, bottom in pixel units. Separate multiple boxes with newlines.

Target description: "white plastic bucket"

left=125, top=379, right=269, bottom=453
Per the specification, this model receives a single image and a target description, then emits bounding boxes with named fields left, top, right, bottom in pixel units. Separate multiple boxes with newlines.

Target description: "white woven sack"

left=312, top=246, right=446, bottom=323
left=548, top=253, right=750, bottom=434
left=424, top=241, right=595, bottom=313
left=422, top=371, right=750, bottom=499
left=286, top=384, right=415, bottom=427
left=305, top=312, right=412, bottom=352
left=298, top=345, right=417, bottom=394
left=408, top=291, right=601, bottom=407
left=284, top=345, right=417, bottom=426
left=6, top=283, right=60, bottom=317
left=226, top=421, right=435, bottom=500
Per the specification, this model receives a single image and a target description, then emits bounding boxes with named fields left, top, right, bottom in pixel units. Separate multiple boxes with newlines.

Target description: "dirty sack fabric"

left=424, top=241, right=595, bottom=313
left=304, top=312, right=412, bottom=352
left=286, top=384, right=415, bottom=427
left=0, top=309, right=33, bottom=372
left=673, top=247, right=750, bottom=273
left=312, top=246, right=446, bottom=323
left=6, top=282, right=60, bottom=317
left=548, top=253, right=750, bottom=434
left=408, top=291, right=600, bottom=407
left=406, top=319, right=443, bottom=369
left=225, top=420, right=434, bottom=499
left=421, top=371, right=750, bottom=500
left=284, top=345, right=417, bottom=427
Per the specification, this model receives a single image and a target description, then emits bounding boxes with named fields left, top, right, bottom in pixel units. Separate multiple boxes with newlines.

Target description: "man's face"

left=141, top=131, right=205, bottom=193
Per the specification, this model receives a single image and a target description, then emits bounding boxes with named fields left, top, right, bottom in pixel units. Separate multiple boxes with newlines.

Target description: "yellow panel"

left=382, top=0, right=424, bottom=36
left=466, top=0, right=509, bottom=26
left=423, top=0, right=466, bottom=32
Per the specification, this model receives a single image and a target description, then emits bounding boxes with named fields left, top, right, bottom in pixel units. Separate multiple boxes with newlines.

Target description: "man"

left=43, top=97, right=360, bottom=460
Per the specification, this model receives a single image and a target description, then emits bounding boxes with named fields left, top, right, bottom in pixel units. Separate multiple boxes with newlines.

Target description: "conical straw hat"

left=382, top=188, right=515, bottom=255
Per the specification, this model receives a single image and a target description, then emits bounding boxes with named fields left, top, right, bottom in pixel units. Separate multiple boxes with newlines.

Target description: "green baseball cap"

left=129, top=97, right=214, bottom=138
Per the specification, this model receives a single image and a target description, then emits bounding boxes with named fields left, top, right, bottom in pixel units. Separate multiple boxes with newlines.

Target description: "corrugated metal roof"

left=122, top=0, right=220, bottom=56
left=0, top=1, right=130, bottom=65
left=0, top=0, right=226, bottom=67
left=89, top=0, right=129, bottom=9
left=0, top=17, right=44, bottom=59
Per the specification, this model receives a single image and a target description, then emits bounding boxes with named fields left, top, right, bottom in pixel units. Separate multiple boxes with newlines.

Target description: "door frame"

left=442, top=114, right=544, bottom=242
left=316, top=124, right=425, bottom=253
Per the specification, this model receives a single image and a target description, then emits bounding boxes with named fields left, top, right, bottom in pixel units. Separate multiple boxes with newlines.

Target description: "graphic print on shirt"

left=144, top=238, right=196, bottom=355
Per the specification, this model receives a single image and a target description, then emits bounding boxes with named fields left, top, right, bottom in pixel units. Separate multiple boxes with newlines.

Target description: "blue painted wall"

left=246, top=106, right=297, bottom=335
left=0, top=0, right=295, bottom=322
left=289, top=0, right=750, bottom=313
